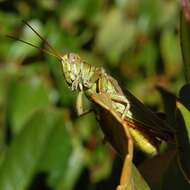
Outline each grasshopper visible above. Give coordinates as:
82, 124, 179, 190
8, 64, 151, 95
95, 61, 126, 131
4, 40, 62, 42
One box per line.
7, 20, 175, 189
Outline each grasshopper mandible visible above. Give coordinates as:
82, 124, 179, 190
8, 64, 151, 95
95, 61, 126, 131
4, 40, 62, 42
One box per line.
7, 20, 175, 189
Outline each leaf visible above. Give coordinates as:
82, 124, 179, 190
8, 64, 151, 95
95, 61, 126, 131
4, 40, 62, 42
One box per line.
39, 114, 72, 181
39, 111, 84, 190
111, 161, 151, 190
132, 164, 150, 190
96, 9, 136, 65
8, 77, 52, 133
180, 11, 190, 83
160, 29, 181, 75
156, 86, 177, 127
0, 109, 62, 190
7, 20, 44, 61
162, 154, 190, 190
56, 146, 85, 190
139, 149, 176, 190
88, 145, 112, 183
176, 101, 190, 183
179, 84, 190, 110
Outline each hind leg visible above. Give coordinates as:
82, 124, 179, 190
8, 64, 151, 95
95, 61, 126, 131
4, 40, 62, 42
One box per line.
116, 124, 134, 190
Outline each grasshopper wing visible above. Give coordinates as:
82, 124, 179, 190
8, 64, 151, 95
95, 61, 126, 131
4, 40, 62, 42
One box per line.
107, 76, 174, 143
122, 88, 175, 143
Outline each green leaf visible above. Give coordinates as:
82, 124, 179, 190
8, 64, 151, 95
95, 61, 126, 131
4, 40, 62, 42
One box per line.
8, 77, 52, 133
39, 111, 82, 190
7, 20, 43, 61
56, 146, 85, 190
160, 29, 181, 74
87, 145, 112, 183
180, 12, 190, 83
0, 109, 62, 190
96, 9, 136, 65
39, 117, 72, 178
120, 163, 150, 190
132, 164, 150, 190
176, 101, 190, 183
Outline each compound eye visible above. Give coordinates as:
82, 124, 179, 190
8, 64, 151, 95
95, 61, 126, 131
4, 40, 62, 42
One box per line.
68, 53, 79, 62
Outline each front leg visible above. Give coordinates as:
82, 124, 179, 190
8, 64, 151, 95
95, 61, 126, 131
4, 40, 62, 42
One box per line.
76, 91, 93, 116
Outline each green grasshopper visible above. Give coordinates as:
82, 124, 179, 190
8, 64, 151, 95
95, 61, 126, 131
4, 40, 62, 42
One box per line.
7, 20, 175, 189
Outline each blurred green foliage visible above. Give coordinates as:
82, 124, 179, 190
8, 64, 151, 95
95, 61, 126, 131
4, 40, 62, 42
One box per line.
0, 0, 189, 190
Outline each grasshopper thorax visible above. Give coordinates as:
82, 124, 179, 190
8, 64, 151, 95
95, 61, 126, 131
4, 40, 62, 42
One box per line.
61, 53, 103, 92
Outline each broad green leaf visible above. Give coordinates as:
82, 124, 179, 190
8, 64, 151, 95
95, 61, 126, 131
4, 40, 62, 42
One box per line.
8, 77, 51, 133
39, 114, 72, 177
56, 145, 85, 190
176, 101, 190, 183
39, 111, 83, 190
180, 12, 190, 83
0, 110, 62, 190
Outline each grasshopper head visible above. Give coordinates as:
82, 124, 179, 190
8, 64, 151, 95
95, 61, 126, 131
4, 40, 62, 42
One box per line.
61, 53, 103, 91
61, 53, 84, 91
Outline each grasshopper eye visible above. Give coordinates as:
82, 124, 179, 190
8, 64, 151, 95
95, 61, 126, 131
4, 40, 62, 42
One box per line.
68, 53, 79, 62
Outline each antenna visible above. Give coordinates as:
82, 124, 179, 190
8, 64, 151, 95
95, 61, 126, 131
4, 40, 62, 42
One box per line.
6, 34, 61, 60
22, 20, 62, 59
